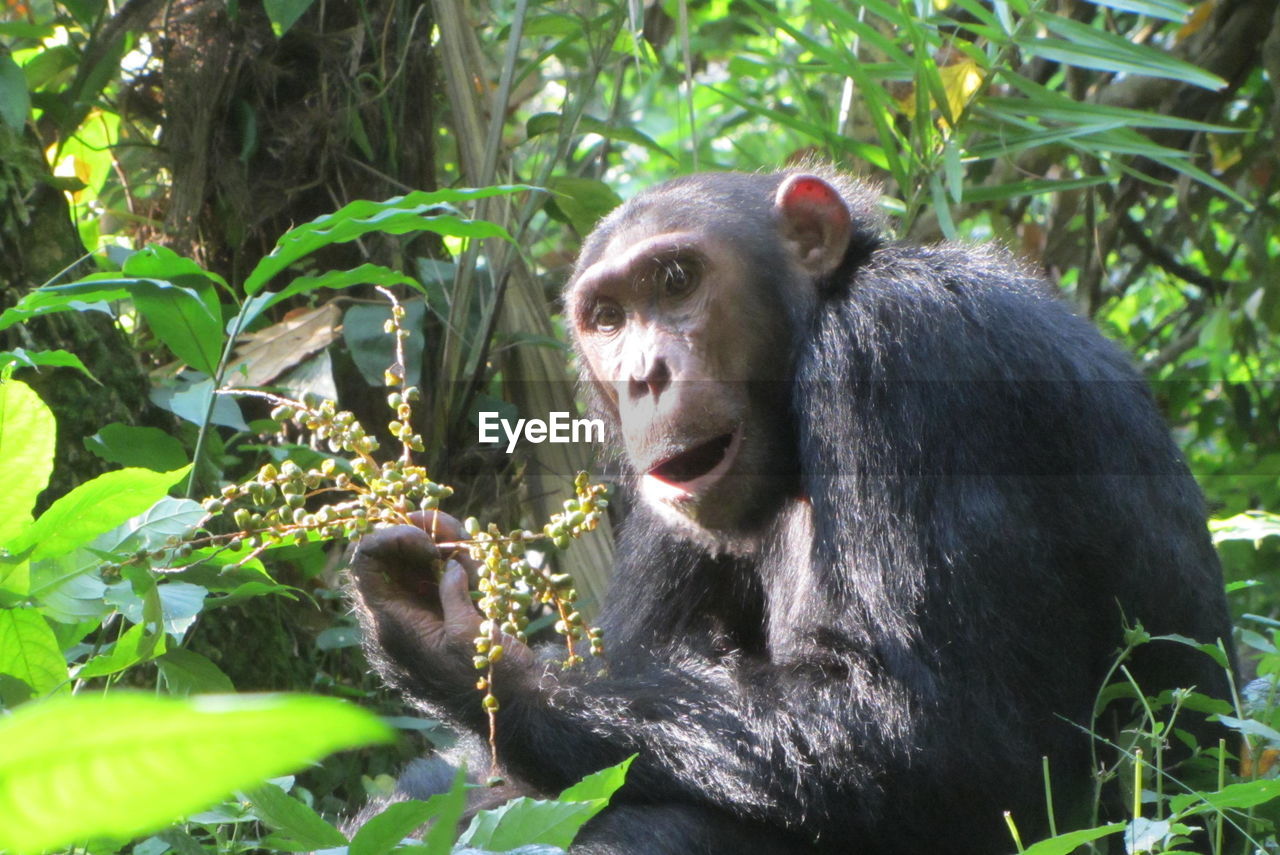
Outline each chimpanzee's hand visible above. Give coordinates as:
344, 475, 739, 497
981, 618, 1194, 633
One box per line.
348, 512, 534, 693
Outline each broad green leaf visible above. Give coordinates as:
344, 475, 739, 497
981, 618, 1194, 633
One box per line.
0, 278, 132, 331
0, 348, 95, 380
263, 262, 420, 311
130, 280, 224, 375
1168, 778, 1280, 816
104, 580, 208, 640
247, 781, 347, 849
123, 245, 229, 292
156, 648, 235, 695
0, 692, 393, 853
0, 608, 68, 697
244, 187, 529, 295
1148, 632, 1230, 668
1019, 823, 1125, 855
84, 423, 189, 472
557, 756, 633, 802
116, 496, 206, 551
59, 109, 120, 200
343, 301, 426, 388
0, 555, 29, 598
0, 21, 54, 38
348, 798, 438, 855
264, 0, 317, 36
150, 377, 248, 431
546, 177, 623, 236
0, 51, 31, 130
1216, 714, 1280, 744
76, 621, 165, 679
11, 466, 191, 561
0, 380, 55, 547
421, 766, 468, 855
460, 797, 603, 851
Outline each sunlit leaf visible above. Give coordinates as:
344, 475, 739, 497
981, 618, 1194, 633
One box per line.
0, 348, 94, 380
0, 380, 55, 547
0, 693, 392, 853
9, 466, 191, 562
0, 608, 68, 697
244, 187, 530, 296
0, 52, 31, 130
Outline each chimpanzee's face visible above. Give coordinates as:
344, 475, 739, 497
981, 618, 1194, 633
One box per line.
565, 224, 797, 539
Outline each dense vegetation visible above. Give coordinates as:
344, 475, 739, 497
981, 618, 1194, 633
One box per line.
0, 0, 1277, 852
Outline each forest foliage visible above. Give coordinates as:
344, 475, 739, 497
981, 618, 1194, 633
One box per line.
0, 0, 1278, 852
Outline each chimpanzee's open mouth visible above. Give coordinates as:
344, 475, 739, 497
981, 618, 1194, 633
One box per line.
644, 427, 743, 501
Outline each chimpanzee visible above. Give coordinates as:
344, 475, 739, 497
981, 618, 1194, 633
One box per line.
349, 168, 1235, 854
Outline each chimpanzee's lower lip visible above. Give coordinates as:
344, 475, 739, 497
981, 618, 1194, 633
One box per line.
643, 427, 743, 501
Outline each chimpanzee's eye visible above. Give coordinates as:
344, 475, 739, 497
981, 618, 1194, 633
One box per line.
590, 301, 625, 334
659, 261, 698, 299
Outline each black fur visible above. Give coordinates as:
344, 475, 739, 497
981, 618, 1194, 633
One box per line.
352, 171, 1234, 854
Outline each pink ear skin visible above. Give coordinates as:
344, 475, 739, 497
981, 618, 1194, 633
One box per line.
774, 174, 854, 279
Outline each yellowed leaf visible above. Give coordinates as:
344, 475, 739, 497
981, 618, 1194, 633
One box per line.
892, 57, 984, 128
1176, 0, 1215, 42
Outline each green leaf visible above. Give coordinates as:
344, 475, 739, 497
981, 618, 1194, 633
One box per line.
263, 0, 317, 37
1025, 15, 1224, 91
1081, 0, 1192, 23
1168, 778, 1280, 816
84, 423, 189, 472
460, 797, 602, 851
244, 187, 529, 296
1148, 632, 1231, 669
421, 766, 468, 855
545, 177, 623, 236
0, 693, 393, 853
76, 621, 165, 679
526, 113, 675, 160
156, 648, 235, 695
1018, 823, 1125, 855
0, 278, 131, 331
264, 263, 421, 311
10, 466, 191, 562
0, 608, 69, 697
962, 175, 1110, 203
348, 798, 439, 855
942, 138, 963, 205
246, 781, 347, 849
558, 756, 633, 802
130, 280, 224, 375
343, 301, 426, 388
123, 245, 229, 292
0, 51, 31, 130
990, 77, 1232, 133
0, 380, 55, 547
0, 348, 95, 381
1215, 714, 1280, 744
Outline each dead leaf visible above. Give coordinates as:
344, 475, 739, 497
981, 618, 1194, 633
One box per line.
229, 303, 342, 387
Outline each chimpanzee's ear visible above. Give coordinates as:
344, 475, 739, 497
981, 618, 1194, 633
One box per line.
774, 174, 853, 280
